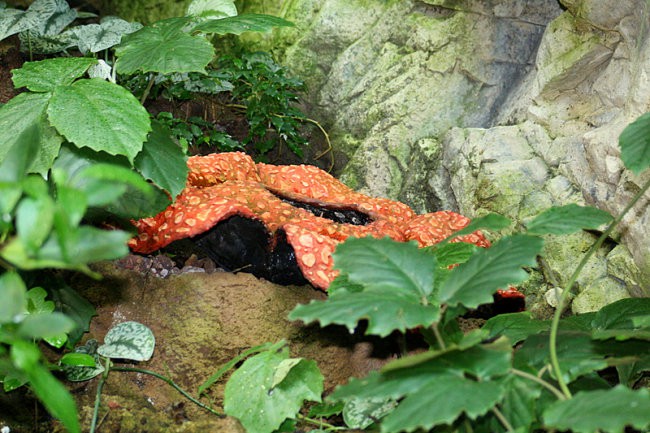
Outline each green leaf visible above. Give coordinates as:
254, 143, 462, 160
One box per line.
590, 297, 650, 331
187, 0, 237, 18
72, 163, 153, 206
26, 287, 55, 314
115, 17, 215, 75
192, 13, 294, 35
224, 346, 323, 433
526, 204, 613, 235
439, 213, 511, 245
15, 194, 55, 253
60, 353, 96, 367
483, 312, 550, 344
0, 92, 63, 175
17, 312, 75, 339
289, 290, 440, 337
0, 125, 39, 216
429, 242, 478, 268
0, 271, 27, 324
69, 16, 142, 54
134, 120, 188, 199
619, 111, 650, 174
10, 339, 41, 370
22, 0, 75, 36
271, 358, 303, 389
11, 57, 98, 92
24, 362, 81, 433
308, 401, 344, 418
198, 341, 282, 396
62, 340, 105, 382
439, 234, 543, 308
343, 396, 396, 429
380, 374, 505, 433
48, 79, 150, 163
0, 0, 59, 40
335, 237, 437, 298
497, 375, 542, 433
544, 386, 650, 433
97, 321, 155, 361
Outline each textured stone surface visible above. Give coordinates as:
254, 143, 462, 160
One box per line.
240, 0, 650, 311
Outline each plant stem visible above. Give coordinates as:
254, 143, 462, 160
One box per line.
140, 74, 155, 105
510, 368, 566, 400
111, 366, 224, 417
298, 415, 346, 431
89, 358, 111, 433
548, 176, 650, 399
491, 406, 514, 433
431, 324, 447, 350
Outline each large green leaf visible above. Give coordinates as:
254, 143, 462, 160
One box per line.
134, 120, 188, 199
22, 0, 75, 36
97, 321, 155, 361
380, 374, 505, 433
0, 271, 28, 324
289, 237, 442, 336
590, 297, 650, 331
497, 374, 542, 433
334, 237, 437, 298
289, 289, 440, 337
0, 92, 63, 175
439, 234, 543, 308
544, 386, 650, 433
12, 57, 98, 92
192, 13, 294, 35
526, 204, 612, 235
17, 312, 75, 339
343, 397, 396, 429
15, 194, 55, 253
69, 16, 143, 54
224, 346, 323, 433
619, 112, 650, 174
115, 17, 215, 75
48, 79, 150, 163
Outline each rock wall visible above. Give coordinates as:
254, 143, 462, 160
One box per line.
240, 0, 650, 311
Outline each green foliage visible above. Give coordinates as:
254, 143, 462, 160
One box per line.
155, 111, 243, 153
217, 51, 308, 156
96, 321, 155, 361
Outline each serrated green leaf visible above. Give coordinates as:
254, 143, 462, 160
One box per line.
289, 290, 440, 337
17, 312, 75, 339
335, 237, 437, 298
69, 16, 142, 54
24, 362, 81, 433
429, 241, 478, 268
0, 271, 28, 324
497, 374, 542, 433
224, 347, 323, 433
187, 0, 237, 19
192, 13, 294, 35
12, 57, 97, 92
0, 92, 63, 175
440, 234, 542, 308
526, 204, 613, 235
343, 396, 396, 429
591, 297, 650, 331
134, 120, 188, 199
544, 386, 650, 433
483, 312, 550, 344
98, 321, 155, 361
619, 112, 650, 174
380, 374, 505, 433
115, 17, 215, 75
48, 79, 150, 163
